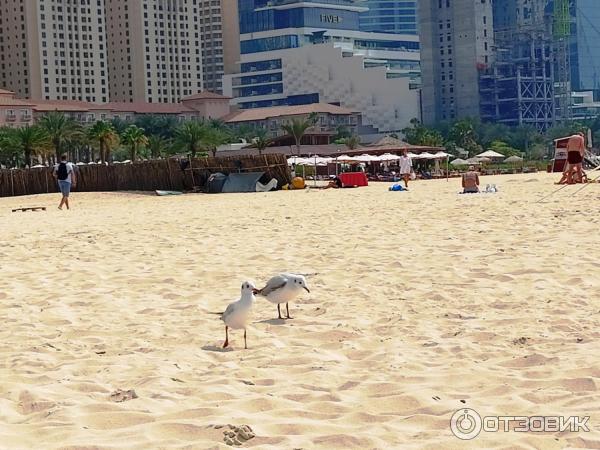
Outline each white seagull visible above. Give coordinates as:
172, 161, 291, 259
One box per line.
221, 281, 258, 349
256, 273, 310, 319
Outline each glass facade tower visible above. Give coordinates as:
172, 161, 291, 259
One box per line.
571, 0, 600, 94
359, 1, 418, 35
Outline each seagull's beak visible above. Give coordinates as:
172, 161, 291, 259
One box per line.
303, 286, 310, 293
252, 288, 259, 295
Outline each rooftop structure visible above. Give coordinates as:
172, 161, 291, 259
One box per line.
0, 89, 231, 126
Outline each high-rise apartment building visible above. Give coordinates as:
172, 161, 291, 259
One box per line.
199, 0, 240, 94
419, 0, 494, 124
570, 0, 600, 95
104, 0, 203, 103
359, 0, 418, 35
225, 0, 421, 133
0, 0, 109, 102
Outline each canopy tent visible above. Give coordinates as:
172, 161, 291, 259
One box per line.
207, 172, 277, 193
450, 158, 468, 165
504, 155, 524, 163
477, 150, 505, 159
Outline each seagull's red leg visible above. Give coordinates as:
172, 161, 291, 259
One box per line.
244, 328, 247, 349
286, 302, 293, 319
223, 326, 229, 348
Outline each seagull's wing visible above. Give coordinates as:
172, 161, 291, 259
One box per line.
258, 275, 288, 296
221, 302, 237, 322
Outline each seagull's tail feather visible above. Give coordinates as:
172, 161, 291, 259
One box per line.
208, 311, 224, 315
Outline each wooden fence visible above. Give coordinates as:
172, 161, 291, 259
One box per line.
0, 154, 292, 197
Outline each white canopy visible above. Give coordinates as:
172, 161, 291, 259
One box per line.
477, 150, 505, 159
354, 154, 380, 162
378, 153, 401, 161
335, 154, 361, 162
450, 158, 468, 165
434, 151, 451, 158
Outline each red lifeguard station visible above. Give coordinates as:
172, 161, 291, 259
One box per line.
550, 136, 570, 172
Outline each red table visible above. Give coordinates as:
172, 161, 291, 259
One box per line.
339, 172, 368, 187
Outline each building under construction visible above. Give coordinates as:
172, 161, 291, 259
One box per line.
479, 0, 557, 131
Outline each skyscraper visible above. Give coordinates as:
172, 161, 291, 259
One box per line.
419, 0, 494, 124
198, 0, 240, 94
104, 0, 203, 103
0, 0, 109, 102
359, 0, 418, 35
570, 0, 600, 94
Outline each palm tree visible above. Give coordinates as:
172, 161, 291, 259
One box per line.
281, 113, 317, 155
11, 125, 49, 167
39, 112, 81, 161
0, 127, 19, 167
202, 125, 232, 157
251, 132, 272, 156
147, 135, 170, 158
121, 125, 148, 162
173, 121, 206, 157
449, 119, 479, 155
89, 120, 119, 163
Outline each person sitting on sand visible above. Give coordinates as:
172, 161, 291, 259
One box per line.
462, 166, 480, 193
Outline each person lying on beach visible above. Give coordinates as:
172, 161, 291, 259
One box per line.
462, 166, 479, 193
324, 176, 343, 189
556, 166, 587, 184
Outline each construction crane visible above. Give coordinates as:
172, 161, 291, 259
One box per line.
553, 0, 571, 123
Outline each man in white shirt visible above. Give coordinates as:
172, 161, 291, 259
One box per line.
53, 154, 77, 210
398, 149, 413, 188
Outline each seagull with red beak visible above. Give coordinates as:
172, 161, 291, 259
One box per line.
256, 273, 310, 319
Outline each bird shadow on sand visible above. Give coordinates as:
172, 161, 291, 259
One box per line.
255, 318, 287, 325
201, 345, 234, 353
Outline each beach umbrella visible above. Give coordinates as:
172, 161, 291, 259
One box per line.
418, 152, 437, 159
335, 154, 360, 162
407, 152, 419, 158
504, 155, 523, 163
477, 150, 505, 159
354, 154, 379, 162
450, 158, 467, 165
465, 158, 483, 165
434, 151, 450, 159
378, 153, 401, 161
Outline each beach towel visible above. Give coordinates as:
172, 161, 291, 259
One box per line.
389, 184, 407, 191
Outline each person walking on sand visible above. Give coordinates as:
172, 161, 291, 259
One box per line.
53, 154, 77, 210
462, 165, 480, 193
398, 149, 413, 188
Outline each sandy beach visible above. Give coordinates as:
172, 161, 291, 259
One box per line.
1, 173, 600, 449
